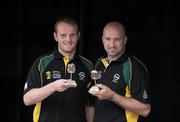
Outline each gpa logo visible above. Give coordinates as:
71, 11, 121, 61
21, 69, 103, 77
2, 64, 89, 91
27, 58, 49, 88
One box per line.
79, 72, 85, 81
52, 71, 61, 79
46, 71, 61, 79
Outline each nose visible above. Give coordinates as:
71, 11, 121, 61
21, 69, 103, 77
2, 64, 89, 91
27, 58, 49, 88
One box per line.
66, 35, 71, 42
109, 40, 115, 47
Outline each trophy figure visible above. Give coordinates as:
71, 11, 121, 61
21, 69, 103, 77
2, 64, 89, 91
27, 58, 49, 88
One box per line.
89, 70, 100, 93
67, 63, 77, 86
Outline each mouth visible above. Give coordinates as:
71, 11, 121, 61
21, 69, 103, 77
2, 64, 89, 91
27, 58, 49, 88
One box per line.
64, 42, 72, 46
108, 48, 116, 51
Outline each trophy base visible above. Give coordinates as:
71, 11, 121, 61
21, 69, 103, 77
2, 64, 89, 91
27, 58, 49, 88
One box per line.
89, 86, 100, 94
67, 79, 77, 86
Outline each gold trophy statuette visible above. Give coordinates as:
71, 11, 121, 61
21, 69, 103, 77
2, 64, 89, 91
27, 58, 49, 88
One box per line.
67, 63, 77, 86
89, 70, 100, 93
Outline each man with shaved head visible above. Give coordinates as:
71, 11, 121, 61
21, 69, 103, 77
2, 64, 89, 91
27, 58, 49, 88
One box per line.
89, 21, 151, 122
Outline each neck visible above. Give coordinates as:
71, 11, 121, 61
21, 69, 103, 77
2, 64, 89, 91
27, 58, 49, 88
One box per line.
107, 49, 125, 63
58, 49, 76, 60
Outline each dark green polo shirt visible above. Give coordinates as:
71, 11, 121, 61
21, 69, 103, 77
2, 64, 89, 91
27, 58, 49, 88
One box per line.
24, 48, 94, 122
94, 52, 151, 122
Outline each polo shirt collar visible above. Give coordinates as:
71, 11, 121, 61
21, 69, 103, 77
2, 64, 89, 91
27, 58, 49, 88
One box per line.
116, 51, 129, 63
103, 51, 129, 64
54, 48, 80, 60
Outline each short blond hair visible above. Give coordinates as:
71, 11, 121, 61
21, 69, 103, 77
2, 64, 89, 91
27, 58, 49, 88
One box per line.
54, 17, 79, 32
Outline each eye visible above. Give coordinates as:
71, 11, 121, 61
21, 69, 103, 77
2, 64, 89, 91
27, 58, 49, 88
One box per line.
114, 38, 123, 42
60, 34, 66, 38
104, 37, 111, 41
70, 33, 76, 38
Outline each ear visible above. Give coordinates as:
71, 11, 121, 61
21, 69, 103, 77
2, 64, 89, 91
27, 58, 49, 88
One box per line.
54, 32, 58, 42
102, 35, 104, 43
78, 32, 80, 40
124, 36, 128, 45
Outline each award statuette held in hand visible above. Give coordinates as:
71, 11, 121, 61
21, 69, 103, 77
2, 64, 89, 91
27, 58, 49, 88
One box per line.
67, 63, 77, 86
89, 70, 100, 93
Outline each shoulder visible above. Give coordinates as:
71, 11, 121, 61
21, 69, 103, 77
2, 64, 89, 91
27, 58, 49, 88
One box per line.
38, 51, 55, 63
79, 55, 93, 71
33, 51, 55, 69
34, 51, 54, 63
94, 57, 104, 68
130, 56, 149, 74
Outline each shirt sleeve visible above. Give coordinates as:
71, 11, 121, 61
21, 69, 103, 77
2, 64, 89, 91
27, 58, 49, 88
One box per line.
23, 59, 41, 95
130, 60, 151, 104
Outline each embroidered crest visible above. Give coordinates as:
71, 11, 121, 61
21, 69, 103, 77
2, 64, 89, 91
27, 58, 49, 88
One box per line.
112, 73, 120, 83
52, 71, 61, 79
46, 71, 51, 79
79, 72, 85, 81
98, 71, 102, 79
143, 90, 148, 99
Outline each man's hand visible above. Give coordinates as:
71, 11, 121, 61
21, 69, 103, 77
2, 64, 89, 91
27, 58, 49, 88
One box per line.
53, 79, 77, 92
89, 84, 115, 100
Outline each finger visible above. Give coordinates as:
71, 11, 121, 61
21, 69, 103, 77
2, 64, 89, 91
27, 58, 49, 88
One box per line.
89, 92, 100, 97
96, 95, 102, 100
96, 84, 105, 89
61, 79, 69, 83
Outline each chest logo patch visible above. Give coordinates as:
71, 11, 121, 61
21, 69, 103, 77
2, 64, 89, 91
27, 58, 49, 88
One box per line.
112, 73, 120, 83
52, 71, 61, 79
46, 71, 51, 79
98, 71, 102, 79
79, 72, 85, 81
143, 90, 148, 99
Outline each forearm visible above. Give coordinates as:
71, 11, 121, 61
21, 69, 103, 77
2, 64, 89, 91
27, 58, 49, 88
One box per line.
111, 93, 151, 117
23, 83, 55, 106
86, 106, 95, 122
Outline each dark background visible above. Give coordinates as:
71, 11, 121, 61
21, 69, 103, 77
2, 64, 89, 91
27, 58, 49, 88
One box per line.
0, 0, 179, 121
